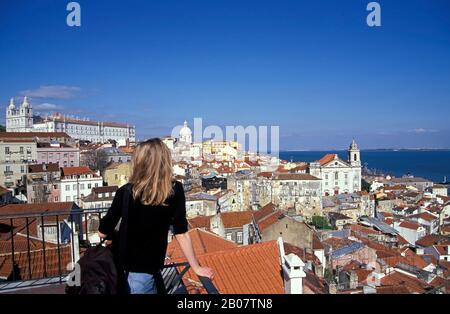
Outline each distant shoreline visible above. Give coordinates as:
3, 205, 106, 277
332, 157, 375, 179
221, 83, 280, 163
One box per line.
280, 148, 450, 152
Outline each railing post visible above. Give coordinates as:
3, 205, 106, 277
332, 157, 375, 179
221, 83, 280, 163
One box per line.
55, 215, 62, 283
41, 215, 48, 278
25, 217, 32, 280
9, 218, 16, 281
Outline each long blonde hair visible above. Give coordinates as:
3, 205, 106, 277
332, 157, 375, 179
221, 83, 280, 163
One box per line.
129, 138, 173, 205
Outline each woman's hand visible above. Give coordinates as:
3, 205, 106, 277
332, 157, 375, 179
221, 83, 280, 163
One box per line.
193, 266, 214, 279
98, 231, 112, 246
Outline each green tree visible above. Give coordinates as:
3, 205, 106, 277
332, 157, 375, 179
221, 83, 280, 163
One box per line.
311, 215, 332, 230
361, 178, 371, 192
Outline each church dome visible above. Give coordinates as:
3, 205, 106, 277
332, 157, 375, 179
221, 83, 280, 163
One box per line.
179, 121, 192, 138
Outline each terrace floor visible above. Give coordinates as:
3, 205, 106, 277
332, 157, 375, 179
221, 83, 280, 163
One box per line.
0, 284, 66, 294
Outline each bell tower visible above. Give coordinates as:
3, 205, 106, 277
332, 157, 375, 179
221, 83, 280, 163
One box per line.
348, 139, 360, 166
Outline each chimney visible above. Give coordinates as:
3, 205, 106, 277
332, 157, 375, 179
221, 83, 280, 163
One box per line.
278, 237, 306, 294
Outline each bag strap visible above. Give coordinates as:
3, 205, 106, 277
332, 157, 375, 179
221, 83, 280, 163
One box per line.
118, 183, 132, 270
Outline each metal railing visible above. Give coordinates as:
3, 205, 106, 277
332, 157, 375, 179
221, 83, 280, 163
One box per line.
0, 207, 218, 294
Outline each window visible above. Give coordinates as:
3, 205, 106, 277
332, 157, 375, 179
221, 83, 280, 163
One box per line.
226, 233, 232, 241
20, 147, 24, 154
80, 184, 85, 190
237, 232, 243, 243
5, 147, 10, 154
66, 196, 71, 201
20, 166, 25, 173
335, 172, 339, 180
88, 183, 92, 189
65, 185, 70, 191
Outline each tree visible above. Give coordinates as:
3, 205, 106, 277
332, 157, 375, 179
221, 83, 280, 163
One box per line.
361, 178, 371, 193
311, 215, 332, 230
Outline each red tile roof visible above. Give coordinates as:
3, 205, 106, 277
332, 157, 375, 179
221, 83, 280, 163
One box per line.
399, 221, 422, 230
220, 211, 254, 229
375, 285, 410, 294
408, 212, 438, 222
92, 186, 118, 194
322, 237, 356, 250
0, 202, 76, 216
257, 172, 273, 178
166, 228, 237, 260
0, 245, 72, 280
380, 271, 432, 294
61, 166, 93, 176
253, 202, 275, 222
284, 242, 321, 265
0, 132, 71, 139
170, 241, 284, 294
28, 163, 60, 173
273, 173, 320, 181
312, 235, 324, 250
258, 211, 284, 231
317, 154, 337, 166
188, 216, 213, 230
416, 234, 450, 247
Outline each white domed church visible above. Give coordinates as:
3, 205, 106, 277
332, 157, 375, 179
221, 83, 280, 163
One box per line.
179, 120, 192, 144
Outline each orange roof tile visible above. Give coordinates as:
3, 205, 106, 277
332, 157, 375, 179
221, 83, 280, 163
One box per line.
61, 166, 93, 176
170, 241, 284, 294
399, 221, 422, 230
273, 173, 320, 181
188, 216, 213, 229
317, 154, 337, 166
258, 211, 284, 231
220, 211, 254, 229
380, 271, 432, 294
0, 202, 76, 216
253, 202, 276, 222
166, 229, 237, 260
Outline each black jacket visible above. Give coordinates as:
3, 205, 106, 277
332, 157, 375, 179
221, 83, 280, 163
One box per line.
99, 181, 188, 274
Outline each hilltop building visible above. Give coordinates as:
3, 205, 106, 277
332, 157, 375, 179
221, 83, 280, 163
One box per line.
5, 97, 136, 145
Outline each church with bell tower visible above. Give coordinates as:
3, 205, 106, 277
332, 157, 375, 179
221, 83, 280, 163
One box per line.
6, 96, 34, 132
308, 139, 362, 196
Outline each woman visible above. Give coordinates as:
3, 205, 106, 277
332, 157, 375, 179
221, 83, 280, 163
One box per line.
98, 138, 214, 294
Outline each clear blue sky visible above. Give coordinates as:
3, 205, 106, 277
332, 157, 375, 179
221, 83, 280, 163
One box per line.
1, 0, 449, 150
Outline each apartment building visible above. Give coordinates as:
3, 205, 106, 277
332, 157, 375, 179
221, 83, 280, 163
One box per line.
37, 141, 80, 167
0, 139, 37, 188
60, 166, 103, 203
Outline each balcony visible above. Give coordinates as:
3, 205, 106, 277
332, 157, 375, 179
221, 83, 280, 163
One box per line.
0, 208, 218, 294
4, 171, 13, 176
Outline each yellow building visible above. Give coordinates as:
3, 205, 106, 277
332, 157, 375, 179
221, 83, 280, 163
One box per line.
202, 140, 239, 156
103, 162, 132, 187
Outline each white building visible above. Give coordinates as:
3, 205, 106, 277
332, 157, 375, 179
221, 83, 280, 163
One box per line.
309, 140, 362, 196
60, 166, 103, 204
6, 97, 33, 132
393, 221, 426, 245
6, 97, 136, 145
179, 120, 192, 144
